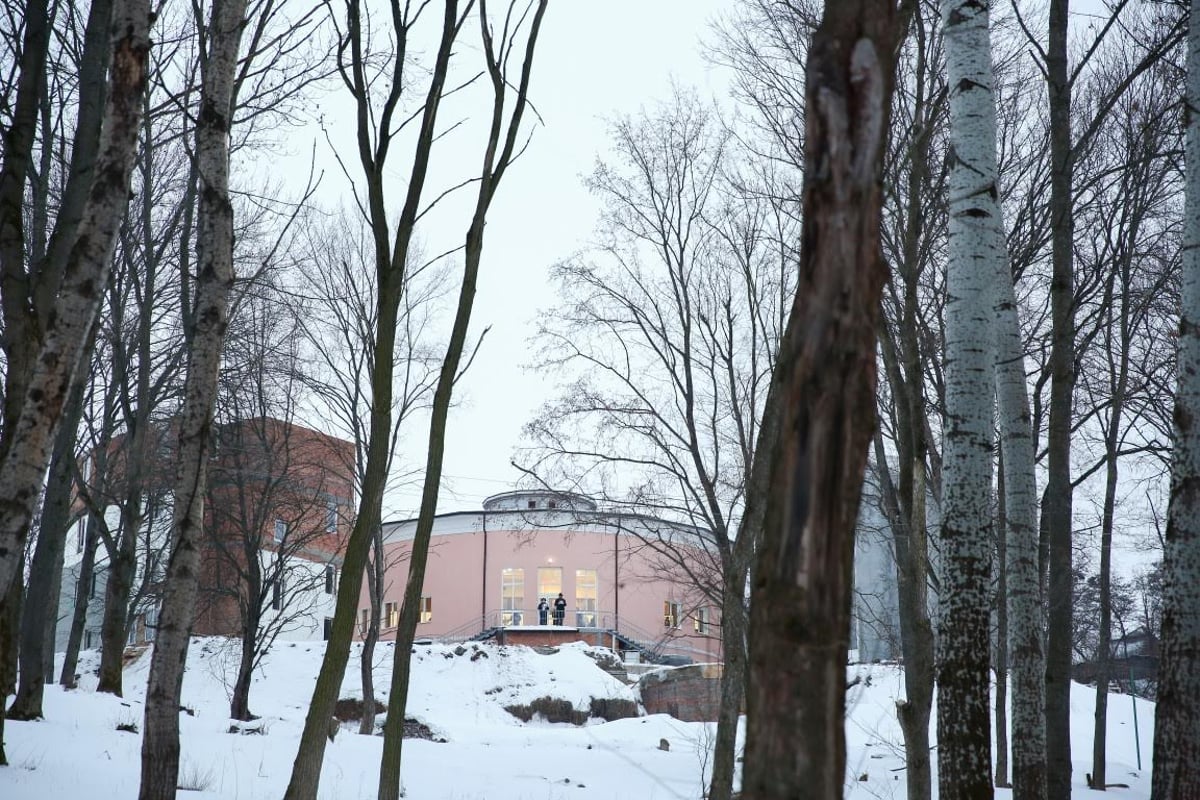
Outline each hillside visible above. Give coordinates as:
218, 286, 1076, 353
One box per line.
1, 638, 1156, 799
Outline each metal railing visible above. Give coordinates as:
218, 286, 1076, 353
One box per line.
414, 608, 717, 665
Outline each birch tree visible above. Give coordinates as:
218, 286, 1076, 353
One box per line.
1150, 1, 1200, 794
138, 0, 248, 795
936, 2, 996, 798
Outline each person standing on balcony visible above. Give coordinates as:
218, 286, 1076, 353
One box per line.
553, 593, 567, 626
537, 597, 549, 625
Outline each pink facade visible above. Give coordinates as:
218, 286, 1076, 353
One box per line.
356, 491, 722, 663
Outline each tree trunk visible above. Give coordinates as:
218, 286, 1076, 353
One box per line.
376, 10, 548, 798
230, 612, 258, 722
61, 516, 100, 687
137, 0, 243, 795
359, 523, 384, 736
8, 337, 92, 718
991, 111, 1048, 800
0, 575, 21, 696
740, 4, 897, 797
283, 5, 464, 798
995, 457, 1010, 789
937, 2, 998, 798
708, 559, 748, 800
96, 544, 135, 695
1044, 3, 1076, 796
1150, 3, 1200, 795
0, 0, 144, 599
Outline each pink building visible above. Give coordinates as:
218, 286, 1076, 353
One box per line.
359, 490, 722, 664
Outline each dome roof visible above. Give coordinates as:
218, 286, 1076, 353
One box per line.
481, 490, 597, 512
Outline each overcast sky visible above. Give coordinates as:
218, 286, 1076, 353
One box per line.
289, 1, 729, 517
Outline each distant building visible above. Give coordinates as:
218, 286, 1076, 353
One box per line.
359, 490, 723, 664
56, 418, 355, 651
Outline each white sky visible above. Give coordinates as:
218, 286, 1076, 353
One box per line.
285, 1, 730, 518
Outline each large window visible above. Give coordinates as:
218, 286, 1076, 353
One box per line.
693, 606, 709, 635
385, 601, 399, 628
501, 568, 524, 625
419, 596, 433, 624
537, 566, 561, 601
575, 569, 597, 627
664, 600, 682, 628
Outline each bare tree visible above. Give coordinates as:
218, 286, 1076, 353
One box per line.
376, 4, 549, 798
521, 89, 791, 800
138, 0, 248, 794
740, 2, 898, 797
297, 212, 442, 735
283, 2, 474, 796
0, 0, 151, 766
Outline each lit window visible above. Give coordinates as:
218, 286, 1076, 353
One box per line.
274, 519, 286, 543
664, 600, 682, 628
501, 568, 524, 625
385, 601, 399, 628
576, 569, 597, 627
693, 607, 709, 635
419, 596, 432, 624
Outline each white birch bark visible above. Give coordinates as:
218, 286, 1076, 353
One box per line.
938, 1, 996, 797
137, 1, 247, 797
0, 0, 151, 597
993, 219, 1047, 800
983, 24, 1047, 800
1150, 1, 1200, 795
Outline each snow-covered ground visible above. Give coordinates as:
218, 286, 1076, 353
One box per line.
1, 638, 1156, 799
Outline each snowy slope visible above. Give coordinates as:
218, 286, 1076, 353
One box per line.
0, 639, 1157, 799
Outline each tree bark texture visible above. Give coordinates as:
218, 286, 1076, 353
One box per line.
1150, 2, 1200, 796
8, 347, 92, 718
995, 458, 1009, 789
1044, 3, 1076, 796
938, 2, 997, 799
137, 0, 245, 796
989, 55, 1048, 800
0, 0, 149, 600
740, 4, 897, 798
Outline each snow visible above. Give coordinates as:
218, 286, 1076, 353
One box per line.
1, 639, 1158, 799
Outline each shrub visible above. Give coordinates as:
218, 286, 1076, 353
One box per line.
504, 696, 587, 725
589, 697, 638, 721
333, 697, 388, 723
